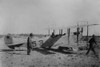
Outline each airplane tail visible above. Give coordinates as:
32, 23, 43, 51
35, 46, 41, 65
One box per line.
4, 35, 24, 49
4, 35, 13, 44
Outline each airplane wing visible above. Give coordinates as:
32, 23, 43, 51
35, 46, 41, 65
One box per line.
46, 24, 99, 30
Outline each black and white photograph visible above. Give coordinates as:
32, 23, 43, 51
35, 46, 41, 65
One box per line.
0, 0, 100, 67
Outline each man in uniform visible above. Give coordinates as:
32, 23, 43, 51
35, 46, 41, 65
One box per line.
27, 33, 33, 55
86, 34, 97, 55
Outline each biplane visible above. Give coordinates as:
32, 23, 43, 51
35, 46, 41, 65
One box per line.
4, 33, 65, 50
46, 23, 99, 45
3, 23, 99, 52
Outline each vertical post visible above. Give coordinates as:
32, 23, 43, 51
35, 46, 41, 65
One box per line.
77, 23, 79, 46
53, 29, 55, 34
87, 22, 89, 46
80, 27, 83, 39
81, 27, 83, 34
59, 29, 60, 35
61, 29, 63, 35
48, 29, 50, 36
67, 28, 70, 45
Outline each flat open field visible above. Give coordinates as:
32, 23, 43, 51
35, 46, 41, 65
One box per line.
0, 36, 100, 67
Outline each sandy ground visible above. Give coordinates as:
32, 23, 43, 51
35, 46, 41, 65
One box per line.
0, 49, 100, 67
0, 37, 100, 67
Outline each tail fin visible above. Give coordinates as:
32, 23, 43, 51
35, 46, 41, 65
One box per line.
4, 34, 13, 45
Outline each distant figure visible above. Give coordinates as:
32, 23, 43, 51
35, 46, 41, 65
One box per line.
86, 34, 97, 55
51, 32, 55, 38
27, 33, 33, 55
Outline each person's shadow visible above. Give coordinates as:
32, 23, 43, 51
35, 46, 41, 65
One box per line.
0, 49, 27, 55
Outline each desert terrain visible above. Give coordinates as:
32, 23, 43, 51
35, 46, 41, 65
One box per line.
0, 35, 100, 67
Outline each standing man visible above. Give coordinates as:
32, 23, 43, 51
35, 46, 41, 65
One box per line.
86, 34, 97, 55
27, 33, 33, 55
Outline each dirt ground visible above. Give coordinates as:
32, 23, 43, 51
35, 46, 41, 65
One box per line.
0, 49, 100, 67
0, 37, 100, 67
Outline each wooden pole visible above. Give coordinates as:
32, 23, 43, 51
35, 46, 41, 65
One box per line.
61, 29, 63, 35
87, 22, 89, 46
53, 29, 55, 34
77, 23, 79, 46
48, 29, 50, 36
67, 28, 70, 45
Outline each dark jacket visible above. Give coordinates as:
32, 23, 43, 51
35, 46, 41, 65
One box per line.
89, 37, 96, 47
27, 37, 32, 49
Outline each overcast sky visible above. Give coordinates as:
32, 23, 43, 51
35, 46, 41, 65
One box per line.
0, 0, 100, 35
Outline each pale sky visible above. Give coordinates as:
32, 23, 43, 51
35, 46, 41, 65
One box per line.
0, 0, 100, 35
